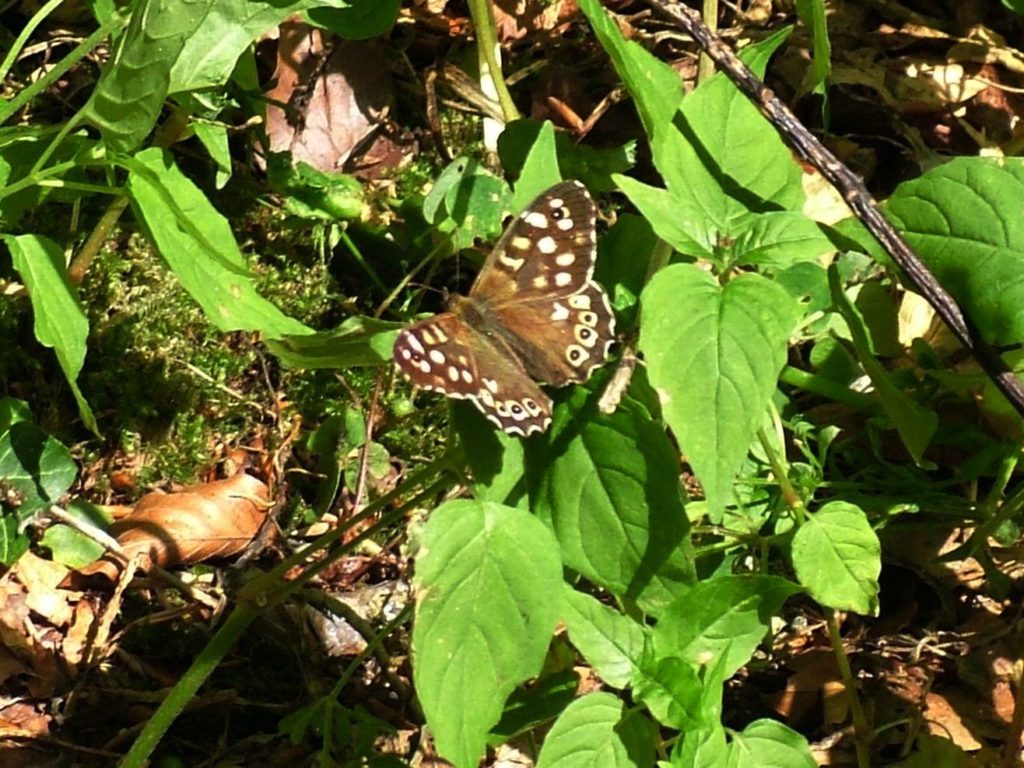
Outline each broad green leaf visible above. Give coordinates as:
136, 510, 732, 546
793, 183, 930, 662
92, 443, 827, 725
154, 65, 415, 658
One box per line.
791, 501, 881, 615
613, 176, 710, 257
489, 669, 579, 744
266, 316, 400, 368
81, 0, 207, 151
511, 120, 561, 212
726, 719, 815, 768
653, 575, 801, 678
451, 403, 527, 507
528, 382, 695, 616
0, 398, 32, 433
412, 500, 562, 768
307, 0, 402, 40
731, 211, 834, 269
5, 234, 98, 434
423, 158, 511, 251
632, 655, 702, 731
169, 0, 356, 92
596, 213, 659, 326
1005, 0, 1024, 14
125, 148, 311, 339
884, 157, 1024, 346
40, 500, 111, 568
266, 152, 364, 220
0, 422, 77, 517
0, 513, 28, 565
562, 586, 647, 689
536, 692, 655, 768
828, 265, 937, 466
639, 265, 798, 516
672, 726, 729, 768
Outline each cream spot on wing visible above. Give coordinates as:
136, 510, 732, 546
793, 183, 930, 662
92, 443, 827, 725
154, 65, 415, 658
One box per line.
418, 360, 432, 373
555, 272, 572, 287
499, 253, 526, 269
549, 197, 564, 209
555, 252, 575, 266
495, 401, 510, 417
537, 236, 557, 254
511, 236, 532, 250
461, 369, 474, 384
458, 354, 468, 365
551, 302, 570, 322
448, 366, 460, 381
524, 211, 548, 228
406, 334, 425, 354
400, 348, 412, 360
483, 377, 499, 394
556, 217, 575, 231
568, 293, 591, 310
533, 275, 548, 289
433, 327, 449, 342
429, 349, 446, 364
480, 390, 495, 406
420, 328, 436, 345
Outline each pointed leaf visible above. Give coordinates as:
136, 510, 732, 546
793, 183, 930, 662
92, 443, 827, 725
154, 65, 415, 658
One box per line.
536, 692, 655, 768
413, 500, 562, 768
726, 719, 815, 768
791, 501, 881, 615
639, 265, 798, 515
562, 586, 647, 689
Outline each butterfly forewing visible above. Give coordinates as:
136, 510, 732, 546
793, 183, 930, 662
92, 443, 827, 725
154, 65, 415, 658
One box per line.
393, 314, 553, 436
393, 180, 614, 437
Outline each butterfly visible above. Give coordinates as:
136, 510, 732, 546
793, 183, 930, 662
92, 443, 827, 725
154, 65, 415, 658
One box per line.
392, 180, 616, 437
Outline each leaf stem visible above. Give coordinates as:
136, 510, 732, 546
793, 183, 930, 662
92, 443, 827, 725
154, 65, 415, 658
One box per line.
467, 0, 521, 123
825, 609, 872, 768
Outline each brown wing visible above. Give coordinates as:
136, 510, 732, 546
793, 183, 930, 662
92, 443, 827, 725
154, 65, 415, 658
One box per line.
470, 180, 597, 306
392, 313, 552, 436
488, 281, 616, 387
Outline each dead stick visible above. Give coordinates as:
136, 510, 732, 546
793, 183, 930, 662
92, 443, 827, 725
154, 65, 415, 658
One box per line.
643, 0, 1024, 418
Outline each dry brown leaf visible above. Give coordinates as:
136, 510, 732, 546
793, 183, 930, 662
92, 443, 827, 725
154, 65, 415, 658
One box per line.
924, 691, 984, 751
491, 0, 579, 41
265, 21, 393, 172
15, 553, 74, 628
79, 474, 270, 581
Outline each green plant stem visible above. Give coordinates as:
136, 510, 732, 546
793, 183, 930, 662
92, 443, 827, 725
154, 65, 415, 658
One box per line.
0, 10, 128, 127
120, 459, 454, 767
756, 425, 805, 523
825, 609, 872, 768
697, 0, 718, 83
340, 228, 389, 297
69, 196, 130, 284
0, 0, 65, 85
778, 365, 877, 412
466, 0, 521, 123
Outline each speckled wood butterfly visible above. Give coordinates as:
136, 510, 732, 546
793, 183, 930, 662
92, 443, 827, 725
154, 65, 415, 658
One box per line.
393, 181, 615, 437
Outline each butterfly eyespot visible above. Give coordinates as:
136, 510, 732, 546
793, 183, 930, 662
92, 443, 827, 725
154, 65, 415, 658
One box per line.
522, 398, 542, 416
566, 345, 590, 365
510, 403, 525, 418
576, 326, 597, 347
579, 311, 598, 327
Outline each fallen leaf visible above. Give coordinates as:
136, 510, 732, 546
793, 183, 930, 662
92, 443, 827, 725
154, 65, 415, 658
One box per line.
78, 474, 271, 581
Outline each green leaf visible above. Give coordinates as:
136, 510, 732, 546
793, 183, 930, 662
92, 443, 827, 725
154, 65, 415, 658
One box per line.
652, 575, 801, 678
266, 316, 399, 368
266, 152, 364, 221
40, 500, 111, 568
639, 265, 798, 515
192, 121, 232, 189
307, 0, 402, 40
672, 726, 729, 768
612, 176, 711, 257
451, 403, 528, 507
632, 655, 703, 730
81, 0, 207, 151
0, 422, 77, 517
423, 158, 511, 251
884, 157, 1024, 346
562, 587, 647, 689
527, 383, 695, 616
726, 719, 816, 768
511, 121, 561, 212
0, 398, 32, 433
168, 0, 357, 92
791, 501, 881, 615
0, 512, 28, 564
412, 500, 562, 768
125, 147, 311, 339
536, 692, 656, 768
731, 211, 834, 269
5, 234, 98, 434
489, 669, 579, 744
794, 0, 832, 97
828, 264, 937, 466
596, 214, 658, 326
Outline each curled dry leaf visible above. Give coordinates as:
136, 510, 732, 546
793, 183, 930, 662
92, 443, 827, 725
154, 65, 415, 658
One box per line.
79, 474, 271, 582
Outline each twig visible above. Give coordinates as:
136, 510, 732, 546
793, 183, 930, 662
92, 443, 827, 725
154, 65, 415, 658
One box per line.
643, 0, 1024, 419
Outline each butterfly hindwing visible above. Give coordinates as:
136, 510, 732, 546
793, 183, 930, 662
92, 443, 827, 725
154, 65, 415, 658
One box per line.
393, 313, 552, 436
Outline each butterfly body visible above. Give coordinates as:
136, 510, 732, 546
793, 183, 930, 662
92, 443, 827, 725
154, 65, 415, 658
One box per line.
393, 181, 615, 437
